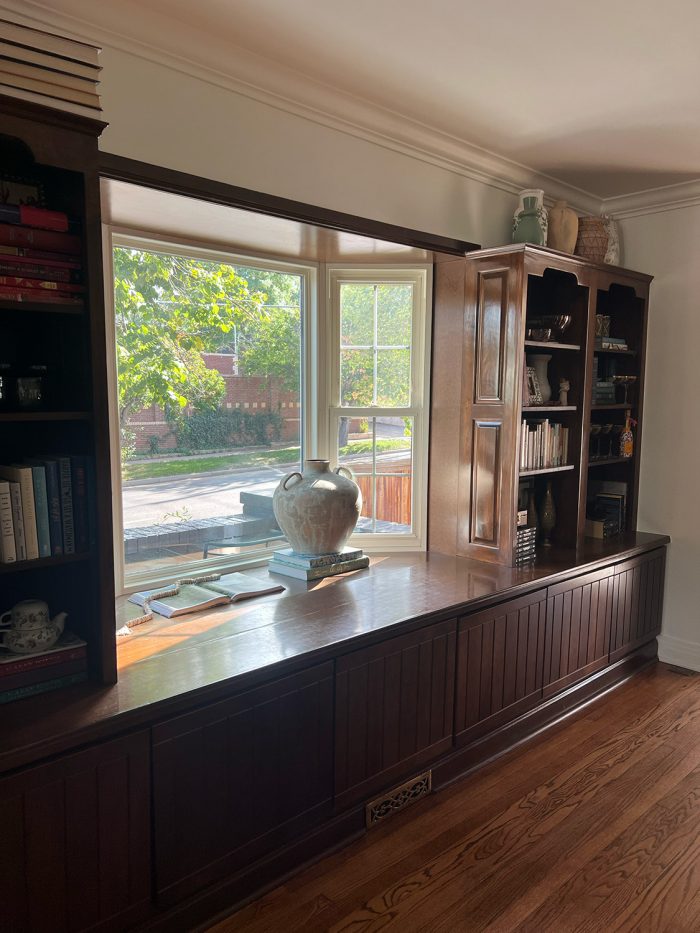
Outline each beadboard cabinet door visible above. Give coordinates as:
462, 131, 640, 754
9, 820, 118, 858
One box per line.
0, 730, 151, 933
610, 547, 666, 662
152, 662, 334, 906
455, 589, 547, 746
334, 619, 456, 809
543, 566, 615, 698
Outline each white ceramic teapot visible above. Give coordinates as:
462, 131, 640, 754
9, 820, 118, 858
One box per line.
0, 599, 68, 654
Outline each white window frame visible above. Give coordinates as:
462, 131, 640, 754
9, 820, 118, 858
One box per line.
103, 227, 318, 595
325, 265, 432, 551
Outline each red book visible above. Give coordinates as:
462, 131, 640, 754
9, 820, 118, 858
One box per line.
0, 645, 87, 679
0, 284, 82, 305
0, 245, 81, 264
0, 276, 84, 293
0, 657, 87, 692
19, 205, 69, 232
0, 222, 81, 255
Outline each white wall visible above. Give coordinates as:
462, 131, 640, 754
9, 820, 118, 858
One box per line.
97, 47, 516, 248
620, 206, 700, 670
97, 45, 693, 662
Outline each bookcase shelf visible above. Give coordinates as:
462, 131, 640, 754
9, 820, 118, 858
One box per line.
524, 339, 580, 351
0, 96, 116, 690
522, 405, 577, 413
594, 347, 637, 356
520, 464, 576, 478
0, 411, 91, 423
591, 403, 631, 411
0, 552, 90, 574
588, 456, 634, 468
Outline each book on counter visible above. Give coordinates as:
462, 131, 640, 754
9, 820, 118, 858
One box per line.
269, 553, 370, 581
129, 572, 285, 618
271, 546, 364, 569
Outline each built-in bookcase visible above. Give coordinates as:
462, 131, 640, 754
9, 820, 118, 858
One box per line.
0, 95, 116, 685
429, 244, 651, 567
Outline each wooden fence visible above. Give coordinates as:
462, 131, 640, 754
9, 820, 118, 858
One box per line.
354, 467, 412, 528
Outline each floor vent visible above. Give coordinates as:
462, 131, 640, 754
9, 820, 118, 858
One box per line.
365, 771, 432, 828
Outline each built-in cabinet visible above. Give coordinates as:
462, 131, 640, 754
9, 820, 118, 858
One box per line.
430, 245, 652, 567
152, 662, 334, 905
0, 731, 151, 932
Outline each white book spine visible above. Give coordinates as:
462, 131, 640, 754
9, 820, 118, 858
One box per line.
0, 481, 16, 563
9, 481, 25, 560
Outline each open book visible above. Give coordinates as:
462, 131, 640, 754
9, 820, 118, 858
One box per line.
129, 572, 285, 619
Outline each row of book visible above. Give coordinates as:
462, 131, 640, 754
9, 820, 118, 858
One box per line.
0, 18, 101, 118
0, 202, 83, 307
0, 630, 87, 703
0, 456, 91, 563
520, 419, 570, 472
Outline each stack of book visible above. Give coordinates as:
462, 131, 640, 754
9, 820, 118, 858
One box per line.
0, 202, 83, 307
592, 355, 616, 404
520, 419, 569, 472
269, 546, 369, 581
0, 18, 101, 117
515, 525, 537, 565
595, 336, 629, 351
0, 456, 91, 563
0, 630, 87, 703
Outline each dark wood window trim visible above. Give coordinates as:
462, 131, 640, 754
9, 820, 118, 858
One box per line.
98, 152, 479, 257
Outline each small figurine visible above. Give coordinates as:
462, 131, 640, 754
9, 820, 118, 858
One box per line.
559, 378, 570, 406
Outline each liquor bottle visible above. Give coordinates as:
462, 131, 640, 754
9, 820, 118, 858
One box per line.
620, 410, 635, 458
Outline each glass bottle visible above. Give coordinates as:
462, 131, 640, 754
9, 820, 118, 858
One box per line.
619, 410, 634, 459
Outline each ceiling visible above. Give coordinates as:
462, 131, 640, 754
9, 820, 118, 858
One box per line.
9, 0, 700, 199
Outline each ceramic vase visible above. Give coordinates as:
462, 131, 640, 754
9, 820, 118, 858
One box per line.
527, 353, 552, 403
539, 481, 556, 547
513, 189, 548, 246
603, 215, 621, 265
575, 216, 608, 262
273, 459, 362, 556
547, 200, 578, 253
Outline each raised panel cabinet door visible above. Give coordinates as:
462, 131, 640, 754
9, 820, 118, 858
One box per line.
152, 662, 334, 906
455, 589, 547, 746
334, 619, 456, 809
610, 547, 667, 662
0, 731, 151, 933
543, 566, 615, 698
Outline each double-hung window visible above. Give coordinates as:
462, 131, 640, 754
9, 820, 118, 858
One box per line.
327, 267, 431, 550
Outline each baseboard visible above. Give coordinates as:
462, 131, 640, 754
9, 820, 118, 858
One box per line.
658, 633, 700, 673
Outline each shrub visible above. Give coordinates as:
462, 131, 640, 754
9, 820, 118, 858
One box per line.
174, 408, 284, 451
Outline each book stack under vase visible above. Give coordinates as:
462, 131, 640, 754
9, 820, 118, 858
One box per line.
0, 18, 101, 118
0, 455, 92, 563
515, 526, 537, 565
269, 546, 370, 581
0, 630, 87, 703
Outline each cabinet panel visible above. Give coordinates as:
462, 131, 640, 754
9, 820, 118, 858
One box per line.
543, 567, 614, 698
475, 268, 509, 402
335, 620, 456, 808
610, 548, 666, 661
471, 420, 502, 545
0, 731, 150, 933
455, 589, 546, 745
152, 662, 333, 905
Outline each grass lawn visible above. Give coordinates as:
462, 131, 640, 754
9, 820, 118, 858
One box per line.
123, 437, 411, 481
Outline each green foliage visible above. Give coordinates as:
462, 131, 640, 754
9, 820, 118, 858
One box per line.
339, 283, 412, 407
174, 408, 284, 451
113, 248, 302, 429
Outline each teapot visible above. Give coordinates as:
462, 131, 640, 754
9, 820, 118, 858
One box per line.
0, 599, 68, 654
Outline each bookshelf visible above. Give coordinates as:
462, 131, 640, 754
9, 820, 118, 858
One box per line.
0, 95, 116, 687
430, 244, 651, 566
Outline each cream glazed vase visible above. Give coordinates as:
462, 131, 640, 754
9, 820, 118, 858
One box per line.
273, 459, 362, 556
547, 201, 579, 253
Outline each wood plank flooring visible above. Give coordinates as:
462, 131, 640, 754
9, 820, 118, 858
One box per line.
208, 663, 700, 933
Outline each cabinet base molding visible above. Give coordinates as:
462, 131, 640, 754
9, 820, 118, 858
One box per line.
433, 639, 658, 791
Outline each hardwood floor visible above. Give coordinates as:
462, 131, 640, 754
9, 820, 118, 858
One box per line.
208, 663, 700, 932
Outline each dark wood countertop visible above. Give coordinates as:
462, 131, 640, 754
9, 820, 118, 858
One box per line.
0, 532, 669, 773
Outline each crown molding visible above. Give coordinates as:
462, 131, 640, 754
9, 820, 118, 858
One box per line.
603, 179, 700, 220
3, 1, 699, 222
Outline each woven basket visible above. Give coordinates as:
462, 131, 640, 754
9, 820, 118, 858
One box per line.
575, 217, 609, 262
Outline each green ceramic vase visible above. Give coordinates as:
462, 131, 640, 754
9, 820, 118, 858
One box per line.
513, 196, 546, 246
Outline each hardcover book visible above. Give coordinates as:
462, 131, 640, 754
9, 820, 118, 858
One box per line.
129, 572, 285, 619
